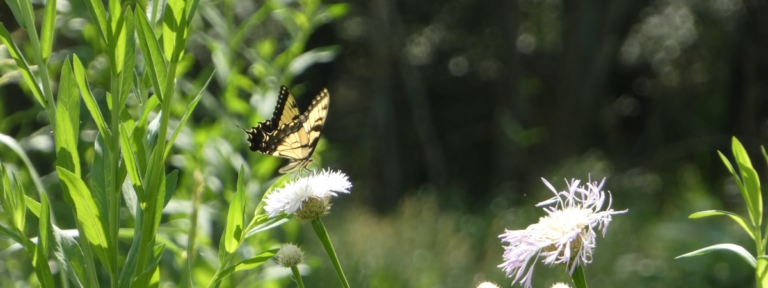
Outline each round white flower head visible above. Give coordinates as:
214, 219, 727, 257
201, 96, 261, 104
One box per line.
264, 169, 352, 220
550, 282, 571, 288
477, 282, 500, 288
498, 177, 627, 288
275, 243, 304, 268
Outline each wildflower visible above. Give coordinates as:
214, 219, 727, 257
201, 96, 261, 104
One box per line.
275, 243, 304, 268
498, 177, 627, 288
264, 169, 352, 221
550, 283, 571, 288
476, 282, 500, 288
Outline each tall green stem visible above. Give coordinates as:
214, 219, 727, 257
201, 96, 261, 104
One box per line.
291, 266, 305, 288
571, 265, 588, 288
310, 218, 349, 288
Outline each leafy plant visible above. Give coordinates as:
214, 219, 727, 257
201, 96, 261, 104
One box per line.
678, 137, 768, 287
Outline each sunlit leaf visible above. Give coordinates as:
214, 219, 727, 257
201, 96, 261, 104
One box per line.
677, 243, 756, 268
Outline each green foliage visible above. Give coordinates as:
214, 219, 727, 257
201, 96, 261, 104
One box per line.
679, 137, 768, 287
0, 0, 343, 286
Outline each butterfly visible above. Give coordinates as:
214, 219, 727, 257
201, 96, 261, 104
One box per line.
240, 86, 330, 173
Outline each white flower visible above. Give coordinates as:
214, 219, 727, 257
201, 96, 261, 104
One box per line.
476, 282, 500, 288
264, 169, 352, 218
498, 177, 627, 288
275, 243, 304, 268
550, 282, 571, 288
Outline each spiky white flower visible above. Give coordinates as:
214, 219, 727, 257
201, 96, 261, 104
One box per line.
550, 282, 571, 288
498, 177, 627, 288
477, 282, 500, 288
275, 243, 304, 268
264, 169, 352, 218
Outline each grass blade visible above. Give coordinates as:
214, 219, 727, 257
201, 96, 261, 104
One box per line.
55, 58, 81, 176
676, 243, 757, 268
163, 169, 178, 208
82, 0, 109, 43
32, 192, 55, 288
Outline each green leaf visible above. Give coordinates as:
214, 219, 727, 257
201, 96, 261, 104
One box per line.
325, 3, 348, 19
25, 195, 41, 217
0, 223, 23, 244
163, 0, 184, 61
119, 9, 137, 108
245, 214, 290, 238
135, 7, 168, 102
52, 227, 86, 288
32, 192, 55, 288
0, 23, 44, 105
55, 58, 82, 178
82, 0, 109, 43
41, 0, 57, 63
91, 133, 112, 233
121, 123, 146, 202
3, 0, 26, 29
56, 167, 111, 272
132, 244, 165, 288
212, 249, 278, 284
163, 170, 178, 208
676, 243, 757, 268
731, 137, 762, 228
689, 210, 755, 240
73, 55, 111, 145
570, 264, 587, 288
224, 165, 247, 253
118, 214, 142, 288
164, 71, 214, 160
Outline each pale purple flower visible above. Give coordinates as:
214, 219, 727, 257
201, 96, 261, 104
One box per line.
498, 177, 627, 288
264, 169, 351, 218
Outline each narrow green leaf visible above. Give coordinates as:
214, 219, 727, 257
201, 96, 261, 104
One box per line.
164, 71, 214, 160
41, 0, 57, 63
732, 137, 762, 228
0, 133, 46, 198
245, 214, 290, 238
162, 2, 180, 61
0, 163, 15, 223
82, 0, 109, 43
170, 8, 187, 64
25, 195, 41, 217
12, 172, 26, 231
212, 249, 278, 284
135, 7, 168, 102
120, 9, 137, 108
73, 55, 111, 145
33, 192, 55, 288
132, 243, 165, 287
4, 0, 26, 29
91, 133, 113, 232
52, 227, 86, 288
0, 223, 23, 244
121, 124, 146, 202
0, 23, 44, 105
689, 210, 755, 240
163, 170, 178, 208
676, 243, 757, 268
118, 213, 142, 288
224, 165, 246, 253
55, 58, 81, 177
56, 167, 111, 272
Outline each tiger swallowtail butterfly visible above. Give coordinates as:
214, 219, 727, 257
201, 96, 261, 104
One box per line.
240, 86, 329, 173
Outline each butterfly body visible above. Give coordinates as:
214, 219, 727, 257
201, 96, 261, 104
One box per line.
242, 86, 329, 173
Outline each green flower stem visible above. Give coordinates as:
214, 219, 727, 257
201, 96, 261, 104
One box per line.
571, 265, 588, 288
310, 218, 350, 288
291, 266, 305, 288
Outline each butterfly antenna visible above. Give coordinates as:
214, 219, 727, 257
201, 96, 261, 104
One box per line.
235, 125, 248, 133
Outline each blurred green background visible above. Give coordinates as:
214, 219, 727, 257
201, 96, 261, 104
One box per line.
0, 0, 765, 287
